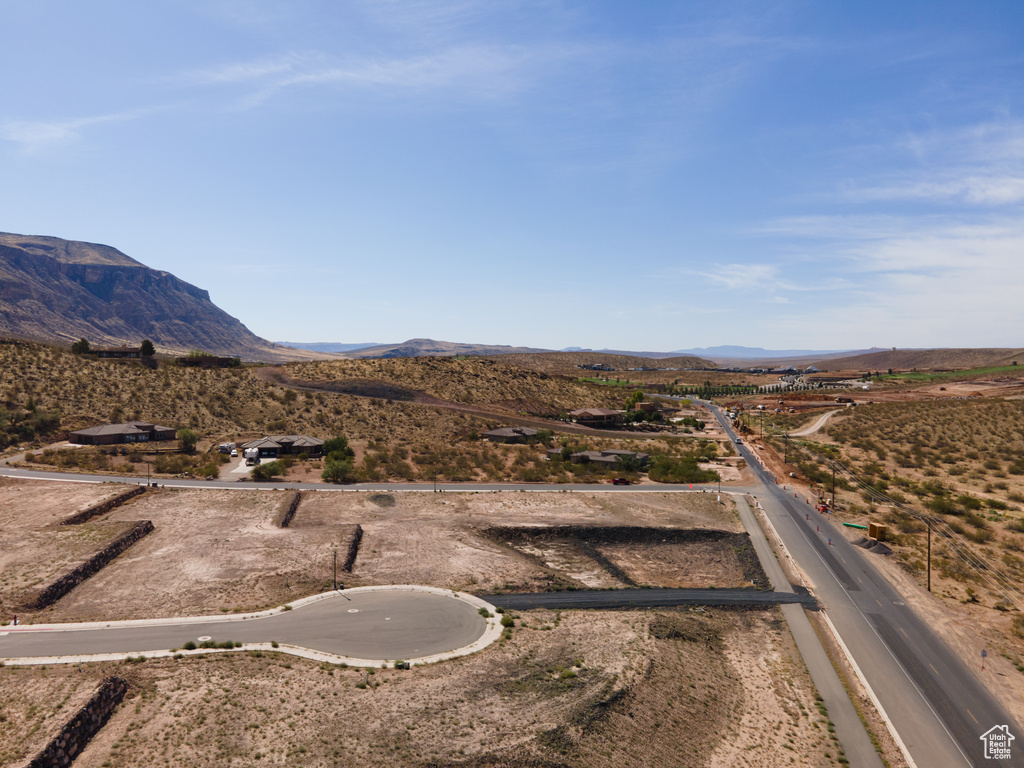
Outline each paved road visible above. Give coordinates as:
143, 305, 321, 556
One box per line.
710, 402, 1023, 768
487, 587, 816, 611
0, 463, 723, 493
0, 590, 487, 663
8, 415, 1021, 764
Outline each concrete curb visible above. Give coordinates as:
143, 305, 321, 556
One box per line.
0, 586, 504, 669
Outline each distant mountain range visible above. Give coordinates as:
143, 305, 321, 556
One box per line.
279, 338, 551, 359
0, 232, 324, 361
670, 345, 857, 359
7, 235, 1007, 372
279, 339, 886, 363
276, 342, 382, 354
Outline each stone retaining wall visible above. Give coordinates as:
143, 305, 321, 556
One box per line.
30, 521, 155, 609
276, 491, 302, 528
60, 486, 146, 526
342, 524, 363, 572
27, 676, 128, 768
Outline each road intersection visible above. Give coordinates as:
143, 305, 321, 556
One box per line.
3, 416, 1021, 765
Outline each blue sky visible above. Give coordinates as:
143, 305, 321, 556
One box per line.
2, 1, 1023, 351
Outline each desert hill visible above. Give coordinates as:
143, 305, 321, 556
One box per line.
811, 348, 1024, 371
487, 351, 713, 375
336, 338, 552, 359
0, 232, 327, 361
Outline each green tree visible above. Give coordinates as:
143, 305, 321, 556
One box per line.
140, 339, 155, 356
71, 338, 90, 354
323, 435, 355, 462
322, 458, 355, 484
177, 427, 199, 453
615, 453, 642, 473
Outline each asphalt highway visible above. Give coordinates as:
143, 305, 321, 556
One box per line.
710, 402, 1023, 768
5, 417, 1021, 764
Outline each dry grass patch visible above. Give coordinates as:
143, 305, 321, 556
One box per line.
0, 665, 105, 766
18, 608, 839, 768
0, 479, 137, 621
9, 490, 745, 624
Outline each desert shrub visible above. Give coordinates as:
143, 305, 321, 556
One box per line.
197, 463, 220, 479
252, 460, 285, 480
956, 494, 983, 511
966, 528, 994, 544
648, 454, 719, 484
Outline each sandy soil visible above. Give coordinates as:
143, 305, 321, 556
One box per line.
32, 488, 357, 623
6, 608, 843, 768
10, 490, 743, 624
0, 666, 102, 767
0, 480, 135, 619
598, 539, 749, 588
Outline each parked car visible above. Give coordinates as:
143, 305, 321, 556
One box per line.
230, 449, 238, 457
612, 477, 630, 485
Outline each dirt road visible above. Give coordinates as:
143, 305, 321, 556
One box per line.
790, 408, 840, 436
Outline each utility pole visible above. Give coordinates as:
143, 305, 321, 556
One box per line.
927, 522, 932, 592
784, 433, 789, 464
333, 549, 337, 590
830, 463, 836, 509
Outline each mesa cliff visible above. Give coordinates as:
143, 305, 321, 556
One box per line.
0, 233, 321, 361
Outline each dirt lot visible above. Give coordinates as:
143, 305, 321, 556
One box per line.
10, 488, 741, 624
0, 479, 134, 617
4, 607, 846, 768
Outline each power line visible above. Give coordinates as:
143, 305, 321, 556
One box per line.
788, 440, 1024, 612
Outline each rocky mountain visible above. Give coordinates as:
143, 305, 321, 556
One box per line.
0, 232, 324, 361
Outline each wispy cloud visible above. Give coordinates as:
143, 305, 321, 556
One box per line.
699, 262, 780, 290
0, 106, 170, 153
837, 121, 1024, 206
174, 44, 572, 109
756, 212, 1024, 345
844, 175, 1024, 206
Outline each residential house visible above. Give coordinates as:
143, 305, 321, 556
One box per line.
569, 408, 623, 428
570, 449, 650, 467
69, 421, 176, 446
94, 346, 141, 359
242, 435, 325, 458
482, 427, 539, 444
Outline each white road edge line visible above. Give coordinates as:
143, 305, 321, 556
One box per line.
0, 586, 504, 668
820, 611, 919, 768
754, 495, 920, 768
